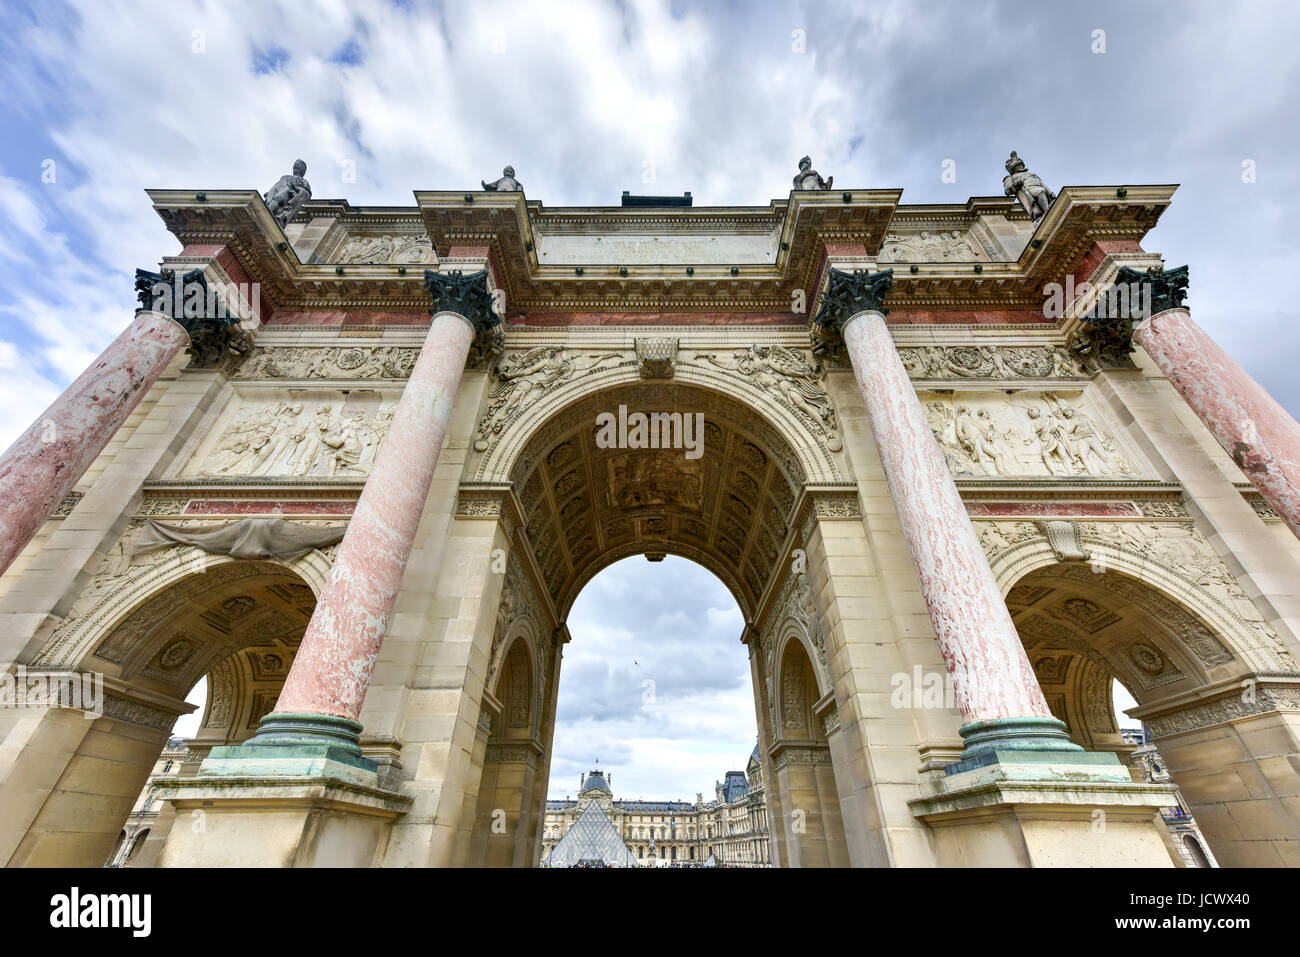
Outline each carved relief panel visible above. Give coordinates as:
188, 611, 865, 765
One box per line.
185, 391, 397, 479
920, 389, 1138, 478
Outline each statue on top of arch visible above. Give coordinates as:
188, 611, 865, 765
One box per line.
264, 159, 312, 228
1003, 150, 1056, 221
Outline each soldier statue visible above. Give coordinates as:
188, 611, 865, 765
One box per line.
264, 159, 312, 228
793, 155, 832, 191
482, 165, 523, 192
1002, 150, 1056, 221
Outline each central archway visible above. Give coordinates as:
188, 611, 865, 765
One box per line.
467, 380, 853, 866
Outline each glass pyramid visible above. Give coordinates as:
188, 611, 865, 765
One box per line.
541, 800, 641, 868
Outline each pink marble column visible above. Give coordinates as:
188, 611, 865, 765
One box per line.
1135, 308, 1300, 539
272, 312, 475, 721
0, 311, 188, 578
842, 310, 1054, 728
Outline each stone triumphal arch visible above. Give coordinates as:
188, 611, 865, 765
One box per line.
1, 154, 1299, 867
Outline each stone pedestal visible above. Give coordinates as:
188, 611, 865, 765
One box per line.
154, 769, 411, 868
0, 310, 188, 577
910, 750, 1180, 867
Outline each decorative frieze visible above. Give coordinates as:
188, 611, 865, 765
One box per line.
898, 345, 1089, 380
1142, 681, 1300, 738
878, 230, 984, 263
235, 345, 419, 379
336, 234, 435, 265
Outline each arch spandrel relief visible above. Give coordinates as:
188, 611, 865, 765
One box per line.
922, 389, 1139, 479
32, 522, 338, 673
183, 391, 397, 479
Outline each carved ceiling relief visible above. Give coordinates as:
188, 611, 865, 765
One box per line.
200, 643, 298, 743
189, 393, 396, 478
486, 549, 540, 695
922, 389, 1135, 478
508, 385, 803, 615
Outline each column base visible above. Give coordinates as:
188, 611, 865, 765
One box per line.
199, 712, 377, 781
910, 747, 1181, 867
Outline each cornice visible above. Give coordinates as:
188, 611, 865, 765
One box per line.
147, 184, 1175, 320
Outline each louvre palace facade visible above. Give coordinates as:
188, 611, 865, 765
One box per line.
541, 752, 770, 866
0, 153, 1298, 868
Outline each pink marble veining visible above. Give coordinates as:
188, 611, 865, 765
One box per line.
842, 311, 1053, 723
273, 312, 475, 720
0, 311, 189, 578
1136, 308, 1300, 539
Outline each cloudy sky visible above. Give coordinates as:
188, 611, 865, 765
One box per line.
2, 1, 1297, 797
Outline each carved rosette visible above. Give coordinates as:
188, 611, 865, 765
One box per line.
809, 267, 893, 360
423, 269, 503, 369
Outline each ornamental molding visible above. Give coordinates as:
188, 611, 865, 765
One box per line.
235, 345, 419, 379
1133, 677, 1300, 738
454, 482, 524, 539
899, 344, 1091, 380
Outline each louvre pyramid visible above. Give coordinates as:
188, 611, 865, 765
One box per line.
542, 801, 641, 868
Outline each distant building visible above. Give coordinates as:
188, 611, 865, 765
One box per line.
1122, 727, 1216, 867
104, 736, 188, 868
540, 745, 770, 866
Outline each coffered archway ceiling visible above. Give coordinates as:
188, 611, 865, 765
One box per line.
90, 561, 316, 697
1006, 564, 1235, 712
510, 383, 806, 619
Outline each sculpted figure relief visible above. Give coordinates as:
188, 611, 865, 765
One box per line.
337, 234, 435, 265
879, 230, 982, 263
922, 391, 1131, 478
264, 160, 312, 228
696, 345, 842, 452
474, 348, 621, 452
198, 399, 395, 478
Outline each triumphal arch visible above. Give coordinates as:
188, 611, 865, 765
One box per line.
1, 154, 1299, 868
